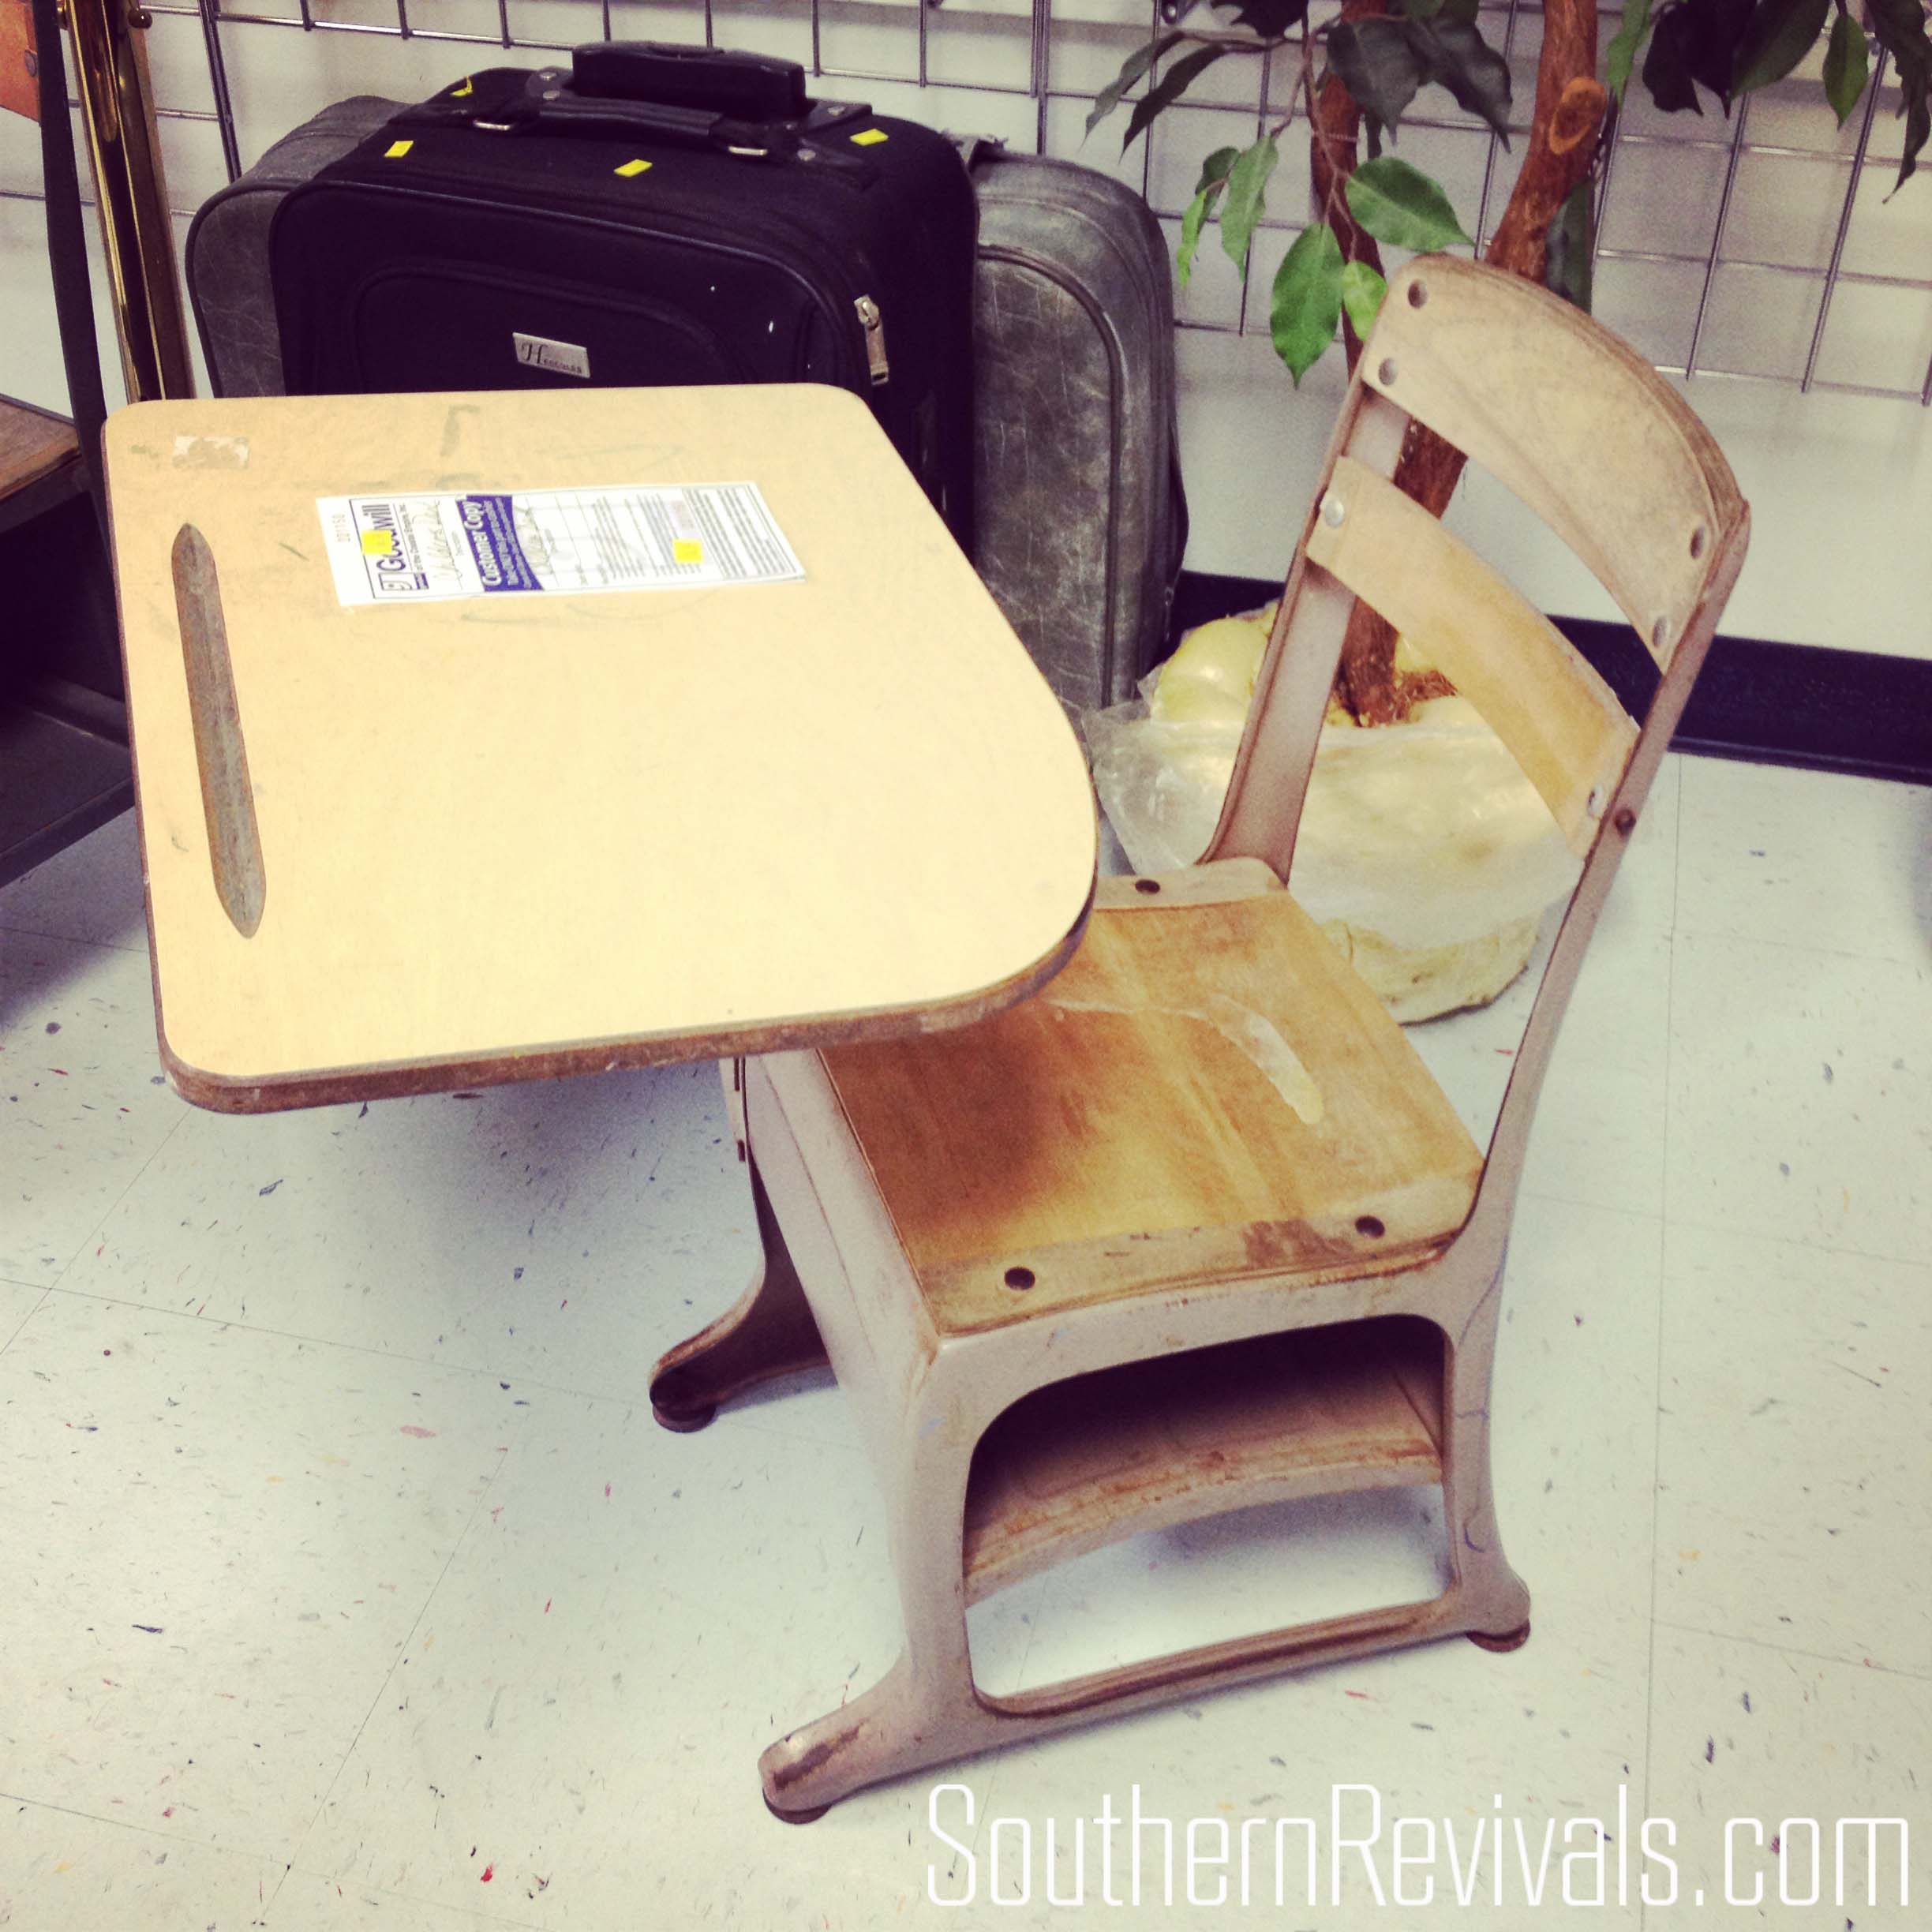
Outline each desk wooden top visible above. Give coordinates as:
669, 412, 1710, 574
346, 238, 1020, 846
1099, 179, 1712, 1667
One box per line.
106, 385, 1095, 1111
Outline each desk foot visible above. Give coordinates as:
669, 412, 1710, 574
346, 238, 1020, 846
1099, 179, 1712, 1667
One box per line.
650, 1157, 828, 1431
650, 1398, 718, 1435
1468, 1621, 1531, 1653
763, 1794, 829, 1827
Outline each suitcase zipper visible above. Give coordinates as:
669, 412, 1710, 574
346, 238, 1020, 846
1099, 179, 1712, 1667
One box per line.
313, 170, 888, 397
854, 295, 889, 387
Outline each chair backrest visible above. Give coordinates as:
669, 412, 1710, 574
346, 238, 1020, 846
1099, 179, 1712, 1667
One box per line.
1204, 255, 1749, 1234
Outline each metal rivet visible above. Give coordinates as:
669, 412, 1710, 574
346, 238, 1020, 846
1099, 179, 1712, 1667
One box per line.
1377, 357, 1398, 386
1407, 280, 1428, 309
1614, 807, 1638, 836
1133, 877, 1161, 895
1003, 1266, 1035, 1291
542, 87, 562, 99
1689, 524, 1707, 560
1320, 493, 1346, 528
1651, 616, 1670, 653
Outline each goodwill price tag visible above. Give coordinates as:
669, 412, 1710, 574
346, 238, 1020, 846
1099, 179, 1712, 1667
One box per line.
318, 481, 804, 605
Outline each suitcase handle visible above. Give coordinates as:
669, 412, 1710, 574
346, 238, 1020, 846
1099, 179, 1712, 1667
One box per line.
570, 41, 808, 122
477, 68, 878, 179
393, 66, 878, 180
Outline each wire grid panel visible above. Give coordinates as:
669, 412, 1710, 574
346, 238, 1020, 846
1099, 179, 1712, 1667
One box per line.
7, 0, 1930, 402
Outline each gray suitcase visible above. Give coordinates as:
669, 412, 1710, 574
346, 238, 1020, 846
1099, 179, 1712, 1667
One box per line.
188, 109, 1187, 715
963, 145, 1187, 715
186, 97, 401, 400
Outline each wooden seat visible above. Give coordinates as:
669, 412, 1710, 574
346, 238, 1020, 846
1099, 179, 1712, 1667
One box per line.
0, 396, 84, 537
0, 397, 79, 496
651, 256, 1750, 1820
823, 866, 1481, 1335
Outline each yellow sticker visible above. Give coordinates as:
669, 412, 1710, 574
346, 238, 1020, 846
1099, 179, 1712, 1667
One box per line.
672, 539, 704, 564
361, 530, 395, 556
850, 128, 888, 147
613, 157, 653, 178
384, 140, 414, 159
451, 77, 474, 98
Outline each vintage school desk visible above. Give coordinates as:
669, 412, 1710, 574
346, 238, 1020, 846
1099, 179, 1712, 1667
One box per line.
103, 384, 1096, 1110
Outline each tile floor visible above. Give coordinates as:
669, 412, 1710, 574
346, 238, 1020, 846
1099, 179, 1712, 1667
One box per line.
1, 754, 1926, 1930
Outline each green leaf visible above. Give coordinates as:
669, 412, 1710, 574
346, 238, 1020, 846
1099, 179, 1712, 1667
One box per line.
1219, 134, 1280, 273
1084, 34, 1180, 137
1339, 260, 1389, 339
1219, 0, 1313, 36
1194, 145, 1241, 196
1545, 179, 1594, 312
1865, 0, 1932, 190
1867, 0, 1932, 73
1329, 20, 1426, 137
1177, 182, 1227, 289
1345, 154, 1473, 250
1732, 0, 1832, 96
1271, 223, 1345, 385
1687, 0, 1758, 100
1121, 43, 1227, 152
1605, 0, 1652, 103
1410, 17, 1515, 142
1822, 12, 1870, 126
1642, 4, 1705, 114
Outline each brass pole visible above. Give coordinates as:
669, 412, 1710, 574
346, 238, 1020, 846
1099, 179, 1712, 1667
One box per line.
61, 0, 195, 400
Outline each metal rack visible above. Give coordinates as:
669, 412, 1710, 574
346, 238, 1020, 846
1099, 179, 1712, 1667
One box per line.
15, 0, 1932, 404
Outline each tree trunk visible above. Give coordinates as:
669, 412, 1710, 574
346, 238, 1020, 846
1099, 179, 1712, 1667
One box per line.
1326, 0, 1608, 724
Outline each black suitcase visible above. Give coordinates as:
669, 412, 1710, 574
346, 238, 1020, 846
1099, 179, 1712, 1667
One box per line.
267, 44, 977, 545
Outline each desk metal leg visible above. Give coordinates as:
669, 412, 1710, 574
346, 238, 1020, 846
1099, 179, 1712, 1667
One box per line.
650, 1156, 829, 1431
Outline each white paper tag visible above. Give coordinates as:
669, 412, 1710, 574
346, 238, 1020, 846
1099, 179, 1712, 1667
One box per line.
318, 481, 806, 605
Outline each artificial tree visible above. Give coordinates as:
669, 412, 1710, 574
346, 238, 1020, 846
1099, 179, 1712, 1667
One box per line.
1091, 0, 1931, 721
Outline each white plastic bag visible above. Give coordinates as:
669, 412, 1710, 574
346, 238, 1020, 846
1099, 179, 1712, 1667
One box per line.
1082, 646, 1582, 1020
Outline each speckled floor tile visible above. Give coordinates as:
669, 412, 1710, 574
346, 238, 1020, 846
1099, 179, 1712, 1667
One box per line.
1677, 756, 1932, 968
0, 1290, 526, 1852
1644, 1629, 1931, 1923
0, 927, 187, 1285
0, 1277, 46, 1346
292, 1389, 1006, 1926
265, 1866, 546, 1930
55, 1061, 756, 1406
1666, 930, 1930, 1260
0, 811, 148, 952
0, 1798, 279, 1932
1655, 1221, 1932, 1672
1487, 1196, 1664, 1634
1407, 921, 1673, 1219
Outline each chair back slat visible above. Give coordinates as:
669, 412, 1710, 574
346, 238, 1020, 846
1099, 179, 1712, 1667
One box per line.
1359, 259, 1744, 665
1305, 457, 1638, 856
1207, 254, 1749, 1250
